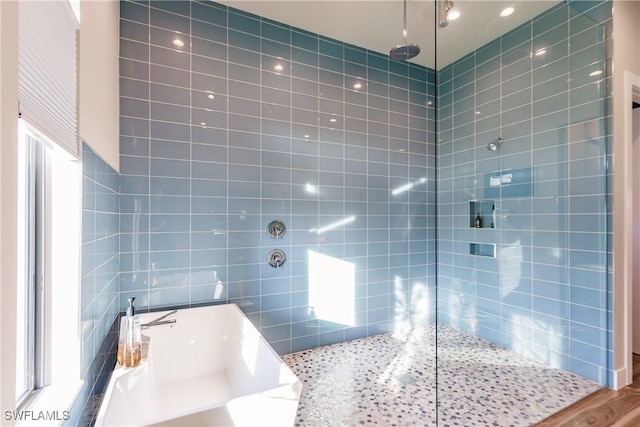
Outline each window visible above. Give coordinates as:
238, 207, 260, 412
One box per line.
15, 122, 41, 405
14, 0, 81, 418
15, 120, 82, 415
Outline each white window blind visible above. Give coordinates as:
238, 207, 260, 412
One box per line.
18, 1, 79, 158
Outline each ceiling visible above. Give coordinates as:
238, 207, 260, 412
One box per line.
218, 1, 560, 69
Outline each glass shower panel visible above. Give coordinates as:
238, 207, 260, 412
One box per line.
435, 0, 611, 424
171, 1, 441, 424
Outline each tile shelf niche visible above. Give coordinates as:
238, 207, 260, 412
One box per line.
469, 200, 495, 229
469, 243, 496, 257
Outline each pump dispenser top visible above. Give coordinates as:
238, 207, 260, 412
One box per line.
126, 297, 136, 316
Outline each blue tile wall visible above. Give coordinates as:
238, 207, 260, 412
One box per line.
81, 144, 120, 374
119, 0, 437, 354
69, 143, 120, 425
437, 1, 612, 385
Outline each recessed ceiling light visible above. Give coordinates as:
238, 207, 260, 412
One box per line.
304, 134, 310, 139
274, 64, 284, 72
589, 70, 603, 77
173, 39, 184, 47
207, 93, 215, 99
500, 7, 514, 17
448, 10, 460, 20
353, 83, 362, 90
330, 118, 337, 123
200, 122, 206, 126
535, 48, 547, 56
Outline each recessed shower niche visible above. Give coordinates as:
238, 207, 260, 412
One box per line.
469, 200, 495, 229
469, 242, 496, 258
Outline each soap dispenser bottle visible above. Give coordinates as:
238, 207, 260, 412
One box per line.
475, 213, 482, 228
117, 297, 142, 368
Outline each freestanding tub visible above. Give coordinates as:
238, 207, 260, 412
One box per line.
94, 304, 302, 426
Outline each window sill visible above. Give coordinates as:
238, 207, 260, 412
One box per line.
16, 380, 83, 427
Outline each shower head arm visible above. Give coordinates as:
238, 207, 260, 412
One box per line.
439, 0, 454, 28
403, 0, 408, 41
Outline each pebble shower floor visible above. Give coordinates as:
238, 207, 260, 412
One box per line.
282, 324, 600, 426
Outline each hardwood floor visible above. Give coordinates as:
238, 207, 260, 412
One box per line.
535, 354, 640, 426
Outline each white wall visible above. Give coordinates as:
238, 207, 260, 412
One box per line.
79, 0, 120, 172
613, 0, 640, 389
632, 107, 640, 354
636, 9, 640, 358
1, 0, 119, 416
0, 1, 19, 420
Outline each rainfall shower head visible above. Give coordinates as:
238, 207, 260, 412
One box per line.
390, 0, 420, 61
487, 137, 504, 152
390, 44, 421, 61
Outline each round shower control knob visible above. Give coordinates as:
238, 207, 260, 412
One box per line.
267, 249, 286, 268
267, 220, 286, 239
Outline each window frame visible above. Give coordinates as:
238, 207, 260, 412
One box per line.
15, 121, 82, 416
16, 129, 44, 407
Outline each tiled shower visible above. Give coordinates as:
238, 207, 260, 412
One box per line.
437, 2, 611, 384
117, 0, 437, 355
76, 0, 612, 424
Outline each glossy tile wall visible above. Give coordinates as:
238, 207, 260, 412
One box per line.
74, 143, 120, 424
119, 0, 436, 354
436, 1, 612, 384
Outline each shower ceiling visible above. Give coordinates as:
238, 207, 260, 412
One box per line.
218, 0, 560, 68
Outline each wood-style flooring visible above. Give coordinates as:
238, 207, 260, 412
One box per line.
535, 354, 640, 426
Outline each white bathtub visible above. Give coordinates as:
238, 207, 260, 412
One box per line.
94, 304, 302, 427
